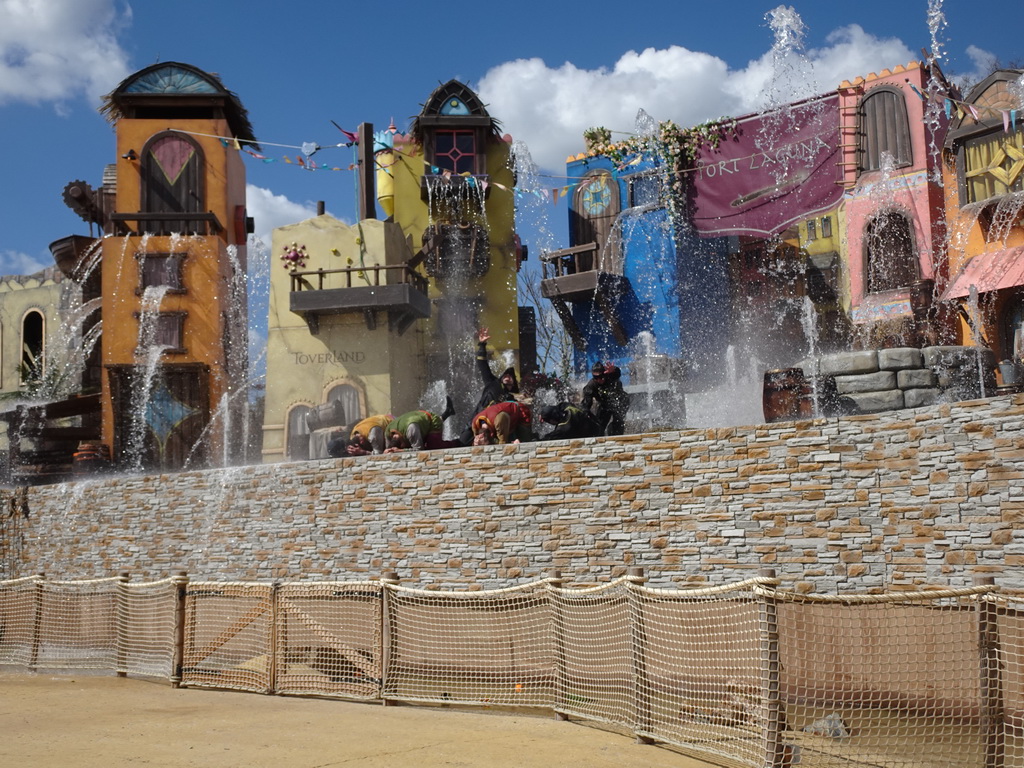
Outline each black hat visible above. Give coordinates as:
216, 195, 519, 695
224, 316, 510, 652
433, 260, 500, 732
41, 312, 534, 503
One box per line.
501, 367, 519, 392
539, 405, 561, 423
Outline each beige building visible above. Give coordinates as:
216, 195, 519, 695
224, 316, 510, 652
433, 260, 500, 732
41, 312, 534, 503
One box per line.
262, 82, 528, 464
0, 267, 74, 400
262, 215, 429, 462
0, 266, 86, 480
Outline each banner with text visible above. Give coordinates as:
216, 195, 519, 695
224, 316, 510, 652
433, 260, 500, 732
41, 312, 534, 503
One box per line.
690, 93, 843, 237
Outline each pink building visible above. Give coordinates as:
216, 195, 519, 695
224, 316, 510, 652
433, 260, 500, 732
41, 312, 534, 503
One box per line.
838, 62, 950, 346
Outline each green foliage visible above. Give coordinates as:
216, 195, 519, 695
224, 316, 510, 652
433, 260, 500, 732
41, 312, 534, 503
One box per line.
583, 118, 736, 170
580, 117, 737, 216
582, 126, 612, 152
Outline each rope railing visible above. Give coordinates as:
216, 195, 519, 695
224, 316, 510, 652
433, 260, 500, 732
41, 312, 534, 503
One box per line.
2, 570, 1022, 768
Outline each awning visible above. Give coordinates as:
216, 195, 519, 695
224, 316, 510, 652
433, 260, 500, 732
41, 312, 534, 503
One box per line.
942, 245, 1024, 300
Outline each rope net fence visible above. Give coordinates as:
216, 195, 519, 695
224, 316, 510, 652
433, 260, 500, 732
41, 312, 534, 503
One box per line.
3, 572, 1024, 768
384, 579, 555, 708
994, 592, 1024, 768
274, 581, 381, 699
0, 575, 177, 676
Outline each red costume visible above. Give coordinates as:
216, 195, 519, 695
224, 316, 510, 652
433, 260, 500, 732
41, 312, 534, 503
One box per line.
471, 401, 533, 444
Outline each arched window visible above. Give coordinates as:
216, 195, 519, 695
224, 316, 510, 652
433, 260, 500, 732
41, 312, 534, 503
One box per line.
864, 211, 918, 293
140, 131, 205, 234
858, 87, 912, 173
324, 383, 363, 425
21, 310, 44, 385
286, 404, 312, 461
570, 170, 621, 273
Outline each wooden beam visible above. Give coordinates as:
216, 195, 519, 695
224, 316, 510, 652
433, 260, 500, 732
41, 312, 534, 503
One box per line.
594, 287, 628, 346
38, 426, 102, 441
358, 122, 376, 221
551, 298, 586, 350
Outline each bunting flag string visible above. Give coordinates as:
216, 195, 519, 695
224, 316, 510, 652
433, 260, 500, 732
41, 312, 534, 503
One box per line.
906, 80, 1021, 132
173, 126, 620, 202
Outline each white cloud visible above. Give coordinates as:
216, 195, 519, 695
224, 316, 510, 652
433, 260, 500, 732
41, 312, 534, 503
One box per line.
0, 248, 49, 276
244, 184, 320, 250
0, 0, 132, 108
479, 24, 916, 172
810, 25, 916, 91
950, 45, 999, 92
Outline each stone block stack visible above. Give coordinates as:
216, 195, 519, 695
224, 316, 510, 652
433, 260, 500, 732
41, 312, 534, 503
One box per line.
800, 346, 997, 415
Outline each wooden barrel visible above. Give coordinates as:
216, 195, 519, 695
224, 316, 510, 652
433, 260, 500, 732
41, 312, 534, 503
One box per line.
763, 368, 805, 423
305, 401, 346, 431
798, 378, 816, 418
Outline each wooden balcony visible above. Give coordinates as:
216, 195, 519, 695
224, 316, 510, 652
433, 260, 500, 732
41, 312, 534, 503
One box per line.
539, 244, 631, 347
289, 264, 430, 335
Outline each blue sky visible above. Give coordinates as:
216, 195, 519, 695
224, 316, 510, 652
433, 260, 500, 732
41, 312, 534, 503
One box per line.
0, 0, 1020, 277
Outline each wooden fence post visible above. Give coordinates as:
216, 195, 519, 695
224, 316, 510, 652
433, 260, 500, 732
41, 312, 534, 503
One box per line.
380, 571, 399, 706
758, 568, 785, 768
116, 571, 130, 677
170, 572, 189, 688
626, 566, 654, 744
548, 569, 568, 721
976, 575, 1004, 768
28, 572, 44, 672
268, 581, 280, 695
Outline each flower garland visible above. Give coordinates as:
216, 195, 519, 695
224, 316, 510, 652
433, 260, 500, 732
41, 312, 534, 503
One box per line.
584, 118, 736, 171
581, 117, 737, 215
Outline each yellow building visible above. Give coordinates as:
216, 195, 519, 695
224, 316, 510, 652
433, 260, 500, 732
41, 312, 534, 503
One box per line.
262, 81, 524, 462
0, 267, 81, 482
0, 268, 72, 398
377, 80, 521, 368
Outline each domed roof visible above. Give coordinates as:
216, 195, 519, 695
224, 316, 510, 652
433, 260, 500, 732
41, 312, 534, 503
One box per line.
99, 62, 259, 149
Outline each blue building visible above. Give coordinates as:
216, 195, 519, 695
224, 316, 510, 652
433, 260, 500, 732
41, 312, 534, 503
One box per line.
540, 144, 731, 427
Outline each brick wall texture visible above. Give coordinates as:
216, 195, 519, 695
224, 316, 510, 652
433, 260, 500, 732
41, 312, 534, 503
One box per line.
3, 393, 1024, 593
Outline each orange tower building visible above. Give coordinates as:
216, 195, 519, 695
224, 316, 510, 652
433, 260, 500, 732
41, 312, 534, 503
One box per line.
62, 62, 255, 471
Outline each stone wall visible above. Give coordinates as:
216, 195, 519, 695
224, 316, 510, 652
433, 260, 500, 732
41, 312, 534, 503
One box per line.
2, 392, 1023, 594
801, 346, 998, 414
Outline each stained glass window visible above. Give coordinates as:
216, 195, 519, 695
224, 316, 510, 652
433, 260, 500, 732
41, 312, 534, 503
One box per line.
433, 130, 476, 174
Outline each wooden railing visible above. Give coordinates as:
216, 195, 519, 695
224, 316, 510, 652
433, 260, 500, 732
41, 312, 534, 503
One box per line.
289, 264, 428, 295
539, 243, 599, 279
109, 212, 224, 236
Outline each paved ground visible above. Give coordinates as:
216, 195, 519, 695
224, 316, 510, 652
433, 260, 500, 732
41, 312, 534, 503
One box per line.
0, 673, 718, 767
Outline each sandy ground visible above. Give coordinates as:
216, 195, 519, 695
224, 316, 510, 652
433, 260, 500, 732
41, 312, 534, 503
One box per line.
0, 673, 719, 768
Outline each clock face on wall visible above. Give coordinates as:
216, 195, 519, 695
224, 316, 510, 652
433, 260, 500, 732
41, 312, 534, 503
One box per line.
582, 175, 612, 215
